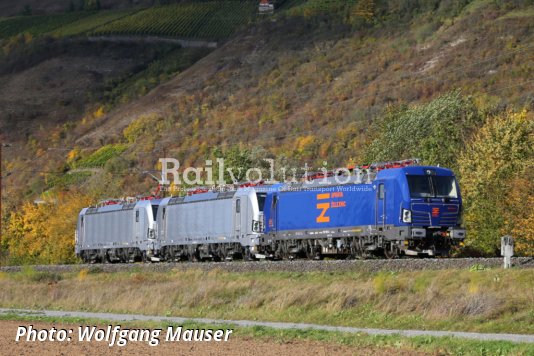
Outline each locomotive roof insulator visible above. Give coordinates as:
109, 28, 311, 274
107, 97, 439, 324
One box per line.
238, 180, 265, 188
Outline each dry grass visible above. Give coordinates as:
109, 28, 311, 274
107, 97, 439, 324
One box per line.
0, 267, 533, 334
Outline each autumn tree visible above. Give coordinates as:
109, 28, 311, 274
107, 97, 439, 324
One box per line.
458, 110, 533, 255
4, 191, 93, 264
351, 0, 375, 23
365, 91, 482, 170
211, 146, 254, 184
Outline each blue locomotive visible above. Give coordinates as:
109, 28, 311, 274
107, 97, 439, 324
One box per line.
75, 161, 465, 262
261, 165, 465, 259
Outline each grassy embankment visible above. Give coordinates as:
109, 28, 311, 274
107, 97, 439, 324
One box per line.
0, 266, 532, 335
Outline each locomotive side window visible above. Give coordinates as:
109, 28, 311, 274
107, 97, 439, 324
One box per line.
135, 210, 139, 222
81, 216, 84, 228
236, 199, 241, 213
162, 208, 166, 220
378, 184, 385, 200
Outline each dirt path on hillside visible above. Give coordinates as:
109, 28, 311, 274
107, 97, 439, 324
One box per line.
1, 320, 424, 356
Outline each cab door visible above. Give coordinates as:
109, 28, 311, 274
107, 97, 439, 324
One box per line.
240, 198, 248, 239
271, 194, 279, 231
135, 209, 141, 240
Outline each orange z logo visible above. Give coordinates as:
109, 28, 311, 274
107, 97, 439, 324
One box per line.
316, 193, 330, 223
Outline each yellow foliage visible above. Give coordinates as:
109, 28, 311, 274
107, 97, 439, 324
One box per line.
458, 109, 533, 254
4, 191, 93, 264
351, 0, 375, 22
67, 148, 80, 162
504, 178, 534, 255
23, 32, 33, 44
123, 114, 164, 144
78, 268, 89, 281
94, 106, 105, 119
296, 135, 315, 152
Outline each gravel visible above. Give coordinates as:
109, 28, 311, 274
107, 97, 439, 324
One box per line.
1, 257, 533, 274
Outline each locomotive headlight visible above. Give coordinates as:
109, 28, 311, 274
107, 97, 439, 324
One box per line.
402, 209, 412, 223
252, 220, 260, 232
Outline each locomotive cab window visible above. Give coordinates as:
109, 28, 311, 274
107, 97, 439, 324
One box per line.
81, 216, 84, 228
432, 176, 458, 198
407, 175, 432, 198
256, 193, 267, 212
162, 207, 166, 220
151, 205, 159, 220
135, 210, 139, 222
236, 199, 241, 213
407, 175, 458, 199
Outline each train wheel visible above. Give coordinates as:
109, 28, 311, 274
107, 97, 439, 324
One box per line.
81, 253, 89, 264
188, 252, 199, 262
305, 246, 321, 260
384, 244, 400, 259
243, 248, 251, 261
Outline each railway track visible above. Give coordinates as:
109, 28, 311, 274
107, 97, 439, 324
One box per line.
1, 257, 533, 274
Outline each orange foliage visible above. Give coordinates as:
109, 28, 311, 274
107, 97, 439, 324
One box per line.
503, 178, 534, 255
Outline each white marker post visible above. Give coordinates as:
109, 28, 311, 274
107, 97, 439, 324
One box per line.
501, 235, 514, 269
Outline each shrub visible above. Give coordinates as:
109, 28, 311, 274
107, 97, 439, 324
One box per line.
365, 91, 482, 171
73, 144, 128, 168
458, 109, 533, 255
4, 191, 94, 264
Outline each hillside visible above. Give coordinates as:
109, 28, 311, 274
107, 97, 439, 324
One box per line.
1, 0, 533, 264
77, 1, 534, 161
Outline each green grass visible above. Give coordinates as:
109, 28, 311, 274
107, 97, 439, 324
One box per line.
0, 313, 532, 355
91, 2, 257, 40
102, 47, 212, 106
0, 2, 258, 41
0, 268, 533, 336
49, 9, 139, 37
0, 12, 92, 39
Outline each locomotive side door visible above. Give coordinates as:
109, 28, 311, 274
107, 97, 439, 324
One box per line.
135, 209, 141, 240
160, 207, 166, 242
240, 198, 248, 239
271, 194, 279, 231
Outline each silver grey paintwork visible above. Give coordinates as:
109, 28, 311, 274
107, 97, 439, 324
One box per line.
75, 200, 157, 255
155, 187, 264, 252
